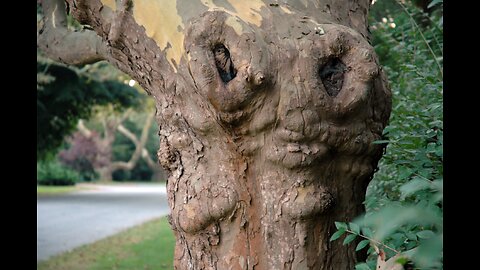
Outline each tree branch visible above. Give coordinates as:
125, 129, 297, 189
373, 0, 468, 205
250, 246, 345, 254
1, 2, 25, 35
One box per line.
101, 109, 131, 141
141, 148, 157, 169
101, 117, 109, 140
77, 119, 92, 138
111, 112, 155, 171
117, 124, 138, 145
37, 0, 109, 65
117, 109, 133, 126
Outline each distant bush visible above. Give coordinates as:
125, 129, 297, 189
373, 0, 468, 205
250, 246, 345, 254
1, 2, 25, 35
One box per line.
37, 160, 80, 186
58, 131, 100, 181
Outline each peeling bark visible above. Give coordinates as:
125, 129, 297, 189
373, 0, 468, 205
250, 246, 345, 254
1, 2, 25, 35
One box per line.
39, 0, 392, 269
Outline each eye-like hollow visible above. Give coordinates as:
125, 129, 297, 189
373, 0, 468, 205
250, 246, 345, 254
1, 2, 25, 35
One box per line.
213, 44, 237, 83
319, 58, 346, 97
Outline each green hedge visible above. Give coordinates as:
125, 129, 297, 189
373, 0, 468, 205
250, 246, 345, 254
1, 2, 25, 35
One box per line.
37, 161, 80, 186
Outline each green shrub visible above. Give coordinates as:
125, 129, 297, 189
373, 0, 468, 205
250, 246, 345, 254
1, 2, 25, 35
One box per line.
37, 160, 80, 186
330, 0, 443, 269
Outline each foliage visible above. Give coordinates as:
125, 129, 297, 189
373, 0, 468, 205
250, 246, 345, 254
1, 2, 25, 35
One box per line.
368, 0, 443, 210
37, 160, 80, 186
58, 131, 100, 181
331, 0, 443, 269
37, 57, 143, 161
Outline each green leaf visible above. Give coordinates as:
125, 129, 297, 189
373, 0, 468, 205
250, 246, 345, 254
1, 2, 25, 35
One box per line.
427, 0, 442, 8
396, 256, 409, 265
398, 167, 413, 181
330, 229, 346, 242
410, 234, 443, 268
417, 230, 435, 239
335, 222, 348, 230
406, 232, 417, 241
362, 227, 374, 238
356, 239, 370, 251
362, 205, 441, 241
406, 240, 418, 250
355, 263, 371, 270
343, 234, 357, 245
372, 140, 390, 145
400, 177, 431, 199
432, 179, 443, 192
349, 222, 361, 234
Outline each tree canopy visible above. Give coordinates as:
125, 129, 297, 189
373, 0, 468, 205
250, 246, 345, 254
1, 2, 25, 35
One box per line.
37, 58, 143, 160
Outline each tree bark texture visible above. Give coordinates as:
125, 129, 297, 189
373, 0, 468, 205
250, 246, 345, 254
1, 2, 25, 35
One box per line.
39, 0, 392, 269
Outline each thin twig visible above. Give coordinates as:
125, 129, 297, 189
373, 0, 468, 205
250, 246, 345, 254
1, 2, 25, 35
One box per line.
345, 229, 400, 254
412, 173, 434, 182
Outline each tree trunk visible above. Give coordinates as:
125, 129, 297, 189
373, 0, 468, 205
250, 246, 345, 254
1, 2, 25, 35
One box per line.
97, 166, 113, 182
39, 0, 392, 269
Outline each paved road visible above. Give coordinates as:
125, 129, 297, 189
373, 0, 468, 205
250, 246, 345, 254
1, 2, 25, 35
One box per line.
37, 183, 170, 262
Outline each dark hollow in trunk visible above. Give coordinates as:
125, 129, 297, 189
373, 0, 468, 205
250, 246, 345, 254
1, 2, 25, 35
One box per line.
319, 58, 347, 97
213, 44, 237, 83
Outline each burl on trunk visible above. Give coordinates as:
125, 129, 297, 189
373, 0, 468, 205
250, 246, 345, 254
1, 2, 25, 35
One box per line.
38, 0, 391, 269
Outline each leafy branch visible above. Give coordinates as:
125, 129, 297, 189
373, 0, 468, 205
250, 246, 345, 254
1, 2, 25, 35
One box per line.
394, 0, 443, 79
330, 222, 399, 254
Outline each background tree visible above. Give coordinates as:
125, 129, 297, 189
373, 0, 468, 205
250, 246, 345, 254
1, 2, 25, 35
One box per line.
38, 0, 392, 269
37, 57, 142, 161
63, 107, 153, 181
58, 101, 166, 182
112, 108, 166, 181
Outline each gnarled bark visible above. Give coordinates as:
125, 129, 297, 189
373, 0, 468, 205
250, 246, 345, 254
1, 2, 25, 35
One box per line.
39, 0, 392, 269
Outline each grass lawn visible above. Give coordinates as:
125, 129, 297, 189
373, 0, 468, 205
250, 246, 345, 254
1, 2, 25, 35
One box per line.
37, 185, 86, 196
37, 217, 175, 270
94, 181, 167, 185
